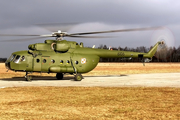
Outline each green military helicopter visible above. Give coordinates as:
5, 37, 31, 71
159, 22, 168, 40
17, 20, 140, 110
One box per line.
3, 27, 164, 81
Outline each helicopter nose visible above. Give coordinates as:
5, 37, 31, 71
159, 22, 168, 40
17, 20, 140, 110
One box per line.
5, 62, 11, 70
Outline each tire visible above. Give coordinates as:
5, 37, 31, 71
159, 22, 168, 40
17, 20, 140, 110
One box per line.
25, 75, 32, 81
74, 73, 83, 81
56, 73, 64, 80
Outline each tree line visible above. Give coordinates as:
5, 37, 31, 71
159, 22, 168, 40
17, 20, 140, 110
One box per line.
0, 58, 7, 63
98, 44, 180, 62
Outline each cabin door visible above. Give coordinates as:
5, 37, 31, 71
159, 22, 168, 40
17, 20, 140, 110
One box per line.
33, 56, 41, 72
26, 55, 33, 72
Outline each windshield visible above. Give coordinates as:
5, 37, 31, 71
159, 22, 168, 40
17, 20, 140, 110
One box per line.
14, 55, 21, 63
9, 54, 16, 62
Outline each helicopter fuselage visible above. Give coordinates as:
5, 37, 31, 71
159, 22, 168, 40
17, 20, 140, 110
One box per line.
5, 50, 100, 74
5, 40, 162, 77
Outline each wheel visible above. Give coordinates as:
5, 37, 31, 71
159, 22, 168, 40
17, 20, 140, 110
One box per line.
25, 75, 32, 81
56, 73, 64, 80
74, 73, 83, 81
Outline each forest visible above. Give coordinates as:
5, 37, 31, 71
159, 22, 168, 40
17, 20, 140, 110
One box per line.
0, 58, 7, 63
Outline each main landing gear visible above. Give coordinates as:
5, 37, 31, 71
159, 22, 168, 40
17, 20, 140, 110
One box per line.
56, 73, 64, 80
56, 73, 83, 81
74, 73, 83, 81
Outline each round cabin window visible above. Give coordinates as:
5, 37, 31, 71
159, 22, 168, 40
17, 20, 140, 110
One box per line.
43, 59, 46, 63
75, 61, 78, 64
51, 59, 55, 63
36, 59, 40, 63
60, 60, 63, 64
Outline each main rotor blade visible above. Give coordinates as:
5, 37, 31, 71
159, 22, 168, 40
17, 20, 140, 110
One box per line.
67, 35, 114, 38
0, 26, 163, 40
69, 27, 163, 36
0, 37, 49, 42
0, 34, 53, 37
0, 34, 40, 36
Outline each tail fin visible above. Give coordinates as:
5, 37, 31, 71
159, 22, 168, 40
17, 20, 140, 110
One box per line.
144, 41, 164, 58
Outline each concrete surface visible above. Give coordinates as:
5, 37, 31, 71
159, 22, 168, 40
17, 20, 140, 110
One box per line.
0, 73, 180, 88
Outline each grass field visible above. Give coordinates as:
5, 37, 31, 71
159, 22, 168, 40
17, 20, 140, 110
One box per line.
0, 63, 180, 119
0, 87, 180, 120
89, 62, 180, 75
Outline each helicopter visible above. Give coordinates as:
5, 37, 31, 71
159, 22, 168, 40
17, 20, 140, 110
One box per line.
2, 27, 164, 81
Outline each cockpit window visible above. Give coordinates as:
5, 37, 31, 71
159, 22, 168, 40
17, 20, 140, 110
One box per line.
14, 55, 21, 63
21, 56, 25, 62
9, 54, 16, 62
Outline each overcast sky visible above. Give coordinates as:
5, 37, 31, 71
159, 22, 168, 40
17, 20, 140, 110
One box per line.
0, 0, 180, 57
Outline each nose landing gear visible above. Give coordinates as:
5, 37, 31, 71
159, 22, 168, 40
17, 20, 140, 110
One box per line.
25, 72, 32, 81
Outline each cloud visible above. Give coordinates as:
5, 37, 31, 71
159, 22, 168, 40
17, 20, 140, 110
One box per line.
0, 0, 180, 57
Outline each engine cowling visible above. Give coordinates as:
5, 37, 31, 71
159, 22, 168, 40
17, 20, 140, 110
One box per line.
28, 43, 52, 51
28, 40, 73, 52
54, 42, 70, 52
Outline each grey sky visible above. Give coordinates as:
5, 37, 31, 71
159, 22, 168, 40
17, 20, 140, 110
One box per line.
0, 0, 180, 57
